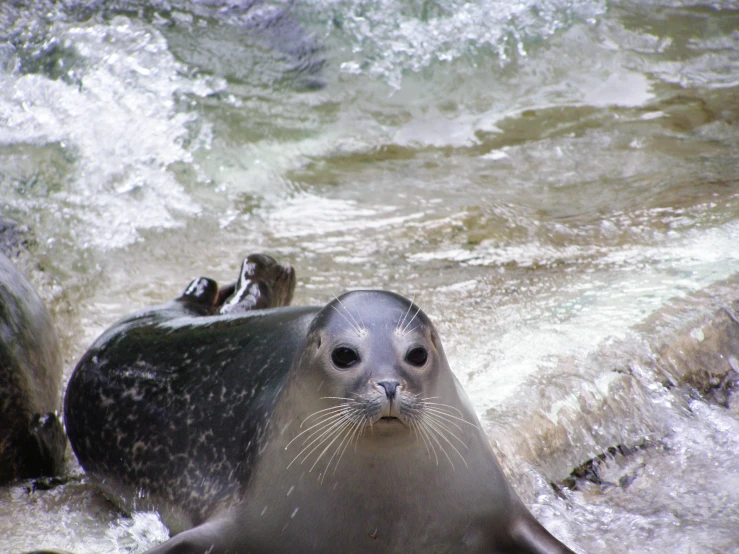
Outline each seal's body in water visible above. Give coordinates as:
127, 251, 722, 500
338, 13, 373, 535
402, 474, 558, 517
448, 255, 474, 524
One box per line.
65, 257, 574, 554
0, 252, 65, 483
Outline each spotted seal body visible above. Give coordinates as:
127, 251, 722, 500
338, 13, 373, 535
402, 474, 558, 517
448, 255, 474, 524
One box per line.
0, 253, 65, 483
65, 260, 574, 553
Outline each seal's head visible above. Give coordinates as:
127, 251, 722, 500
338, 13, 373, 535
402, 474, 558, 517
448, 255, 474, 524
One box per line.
286, 290, 472, 472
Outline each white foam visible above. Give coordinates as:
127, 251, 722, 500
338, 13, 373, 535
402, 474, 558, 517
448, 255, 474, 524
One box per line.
0, 16, 225, 249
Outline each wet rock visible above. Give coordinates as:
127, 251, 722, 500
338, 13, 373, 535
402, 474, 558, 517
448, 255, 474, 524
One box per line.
0, 216, 33, 259
654, 301, 739, 408
557, 440, 661, 493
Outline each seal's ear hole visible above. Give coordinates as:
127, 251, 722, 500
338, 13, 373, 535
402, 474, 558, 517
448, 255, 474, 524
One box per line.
316, 337, 322, 350
331, 346, 359, 369
406, 346, 428, 367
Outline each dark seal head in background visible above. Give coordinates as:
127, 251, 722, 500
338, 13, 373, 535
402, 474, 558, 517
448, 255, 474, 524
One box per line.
0, 252, 65, 483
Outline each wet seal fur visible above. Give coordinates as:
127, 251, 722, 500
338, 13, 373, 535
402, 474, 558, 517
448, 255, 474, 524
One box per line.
0, 252, 65, 483
65, 257, 574, 554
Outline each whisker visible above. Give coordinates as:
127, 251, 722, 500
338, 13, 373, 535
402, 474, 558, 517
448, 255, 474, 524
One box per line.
415, 420, 440, 466
333, 295, 366, 336
424, 411, 464, 434
286, 411, 356, 468
299, 416, 354, 467
400, 303, 423, 336
352, 415, 366, 453
424, 414, 469, 448
410, 419, 433, 460
331, 304, 362, 335
319, 423, 355, 482
286, 411, 352, 449
329, 416, 366, 477
310, 417, 356, 473
320, 396, 363, 403
418, 396, 462, 416
420, 419, 456, 469
423, 408, 478, 428
424, 418, 468, 468
402, 324, 420, 336
301, 405, 352, 426
417, 401, 464, 417
396, 294, 416, 332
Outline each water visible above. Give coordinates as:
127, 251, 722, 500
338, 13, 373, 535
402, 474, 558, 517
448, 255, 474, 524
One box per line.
1, 0, 738, 552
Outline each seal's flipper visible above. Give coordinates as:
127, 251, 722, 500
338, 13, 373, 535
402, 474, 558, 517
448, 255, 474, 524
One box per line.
25, 412, 66, 478
178, 277, 220, 315
219, 253, 295, 314
508, 514, 576, 554
144, 519, 244, 554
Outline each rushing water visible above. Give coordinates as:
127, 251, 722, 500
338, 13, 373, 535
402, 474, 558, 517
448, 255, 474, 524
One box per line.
1, 0, 739, 552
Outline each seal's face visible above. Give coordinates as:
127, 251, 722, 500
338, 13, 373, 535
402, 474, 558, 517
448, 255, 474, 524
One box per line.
286, 291, 473, 475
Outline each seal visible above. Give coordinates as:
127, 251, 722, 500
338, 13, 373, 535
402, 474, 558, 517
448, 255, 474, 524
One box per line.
0, 252, 65, 483
64, 258, 574, 553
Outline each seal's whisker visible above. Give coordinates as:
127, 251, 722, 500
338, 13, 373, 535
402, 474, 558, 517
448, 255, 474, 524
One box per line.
419, 419, 454, 469
320, 396, 362, 403
320, 422, 356, 482
352, 415, 367, 453
424, 418, 465, 469
424, 417, 469, 468
418, 400, 463, 417
325, 417, 358, 472
310, 417, 356, 473
331, 304, 362, 336
333, 295, 366, 336
330, 416, 365, 477
286, 410, 356, 467
424, 414, 469, 449
415, 419, 440, 466
296, 411, 354, 446
301, 405, 352, 426
286, 409, 351, 448
305, 407, 363, 447
423, 409, 470, 433
410, 419, 433, 460
423, 411, 464, 434
295, 415, 353, 469
351, 302, 366, 335
396, 294, 416, 333
402, 325, 421, 336
313, 425, 353, 477
400, 303, 423, 336
422, 406, 465, 422
423, 407, 478, 428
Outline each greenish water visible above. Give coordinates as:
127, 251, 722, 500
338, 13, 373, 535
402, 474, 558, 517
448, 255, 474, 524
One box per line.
1, 0, 738, 552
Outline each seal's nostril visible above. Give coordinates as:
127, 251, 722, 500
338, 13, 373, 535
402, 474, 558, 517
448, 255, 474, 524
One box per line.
377, 380, 400, 400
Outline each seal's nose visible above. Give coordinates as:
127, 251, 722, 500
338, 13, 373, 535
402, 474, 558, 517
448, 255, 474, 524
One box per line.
377, 380, 400, 400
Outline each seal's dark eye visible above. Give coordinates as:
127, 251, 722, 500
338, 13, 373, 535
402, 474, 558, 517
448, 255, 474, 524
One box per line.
331, 346, 359, 369
406, 346, 428, 367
